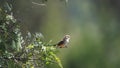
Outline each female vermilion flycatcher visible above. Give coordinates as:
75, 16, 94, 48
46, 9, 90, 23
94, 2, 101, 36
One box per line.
55, 35, 70, 48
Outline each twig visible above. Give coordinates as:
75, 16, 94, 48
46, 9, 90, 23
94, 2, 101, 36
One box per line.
32, 2, 47, 6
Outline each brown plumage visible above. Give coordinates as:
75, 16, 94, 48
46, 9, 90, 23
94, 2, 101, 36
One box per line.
56, 35, 70, 48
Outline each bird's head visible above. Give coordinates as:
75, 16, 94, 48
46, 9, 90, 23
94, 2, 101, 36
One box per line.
63, 35, 70, 42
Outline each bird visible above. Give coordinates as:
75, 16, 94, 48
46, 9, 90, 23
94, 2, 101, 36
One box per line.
55, 35, 70, 48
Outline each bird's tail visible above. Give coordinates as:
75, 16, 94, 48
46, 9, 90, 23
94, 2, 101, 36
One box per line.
53, 44, 57, 47
53, 44, 60, 48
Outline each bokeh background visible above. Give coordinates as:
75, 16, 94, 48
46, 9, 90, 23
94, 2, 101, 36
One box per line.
13, 0, 120, 68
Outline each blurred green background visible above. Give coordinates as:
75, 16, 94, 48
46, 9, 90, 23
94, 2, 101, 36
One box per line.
13, 0, 120, 68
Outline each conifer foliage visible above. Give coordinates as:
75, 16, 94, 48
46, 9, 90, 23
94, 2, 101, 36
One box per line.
0, 0, 63, 68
